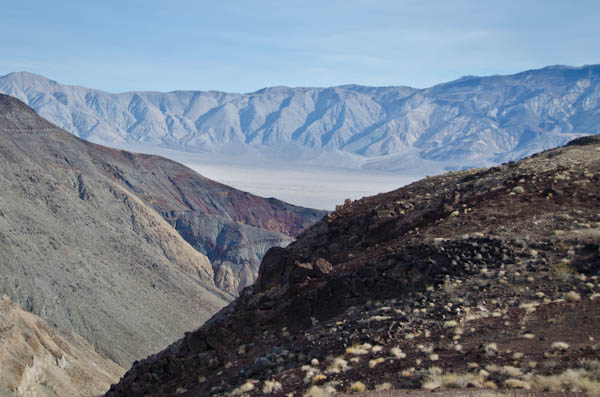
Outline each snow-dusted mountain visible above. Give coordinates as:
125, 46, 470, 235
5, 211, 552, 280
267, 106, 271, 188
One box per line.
1, 65, 599, 170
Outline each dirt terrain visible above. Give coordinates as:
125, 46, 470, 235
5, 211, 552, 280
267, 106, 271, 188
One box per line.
0, 295, 124, 397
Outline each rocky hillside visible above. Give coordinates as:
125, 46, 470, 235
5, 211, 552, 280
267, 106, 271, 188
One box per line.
0, 295, 124, 397
0, 93, 323, 371
1, 65, 599, 169
70, 133, 324, 294
108, 134, 600, 396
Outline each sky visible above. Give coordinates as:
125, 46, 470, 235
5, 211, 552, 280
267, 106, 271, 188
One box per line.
2, 0, 600, 93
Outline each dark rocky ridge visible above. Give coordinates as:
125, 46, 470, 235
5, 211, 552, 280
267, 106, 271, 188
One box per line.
0, 94, 323, 369
108, 134, 600, 395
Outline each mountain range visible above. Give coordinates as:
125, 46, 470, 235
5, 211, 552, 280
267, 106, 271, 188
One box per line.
1, 65, 599, 171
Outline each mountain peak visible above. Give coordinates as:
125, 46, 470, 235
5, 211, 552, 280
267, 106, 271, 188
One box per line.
1, 70, 57, 85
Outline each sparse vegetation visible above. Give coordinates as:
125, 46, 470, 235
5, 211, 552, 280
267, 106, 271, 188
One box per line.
551, 341, 570, 351
565, 291, 582, 301
350, 381, 366, 392
326, 357, 348, 374
106, 130, 600, 396
263, 380, 282, 394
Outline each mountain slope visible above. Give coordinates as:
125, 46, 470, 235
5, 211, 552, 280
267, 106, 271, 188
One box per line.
0, 94, 230, 366
1, 65, 599, 169
0, 94, 323, 369
108, 134, 600, 395
67, 132, 324, 293
0, 295, 124, 397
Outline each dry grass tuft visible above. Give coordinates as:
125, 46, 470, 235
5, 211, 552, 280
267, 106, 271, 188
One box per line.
350, 381, 367, 392
443, 320, 458, 328
390, 346, 406, 359
231, 380, 256, 395
375, 382, 392, 391
262, 380, 282, 394
565, 291, 582, 301
304, 384, 337, 397
499, 366, 522, 377
368, 357, 385, 368
326, 357, 348, 374
532, 368, 600, 393
345, 344, 370, 355
504, 378, 531, 389
422, 367, 488, 390
312, 374, 327, 384
551, 341, 570, 351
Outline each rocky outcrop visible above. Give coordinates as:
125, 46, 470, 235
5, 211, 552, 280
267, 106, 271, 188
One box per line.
0, 295, 124, 397
173, 212, 294, 293
108, 134, 600, 396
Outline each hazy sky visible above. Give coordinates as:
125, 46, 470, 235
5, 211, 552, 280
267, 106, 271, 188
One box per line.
2, 0, 599, 93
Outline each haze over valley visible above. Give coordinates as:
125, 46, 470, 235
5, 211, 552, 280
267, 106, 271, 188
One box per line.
2, 65, 599, 208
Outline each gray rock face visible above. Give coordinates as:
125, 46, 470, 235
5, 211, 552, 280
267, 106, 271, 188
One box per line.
0, 94, 323, 367
0, 94, 230, 367
172, 212, 293, 293
1, 65, 599, 168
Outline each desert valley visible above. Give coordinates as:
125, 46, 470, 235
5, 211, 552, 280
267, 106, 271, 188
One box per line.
0, 61, 599, 396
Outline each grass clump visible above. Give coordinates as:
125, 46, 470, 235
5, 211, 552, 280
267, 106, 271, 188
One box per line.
551, 341, 570, 351
421, 367, 489, 390
326, 357, 348, 374
262, 380, 282, 394
390, 346, 406, 359
368, 357, 385, 368
350, 381, 366, 392
504, 378, 531, 389
304, 384, 337, 397
565, 291, 582, 301
345, 344, 370, 355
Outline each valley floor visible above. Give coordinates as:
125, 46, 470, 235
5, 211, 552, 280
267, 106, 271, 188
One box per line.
114, 145, 424, 210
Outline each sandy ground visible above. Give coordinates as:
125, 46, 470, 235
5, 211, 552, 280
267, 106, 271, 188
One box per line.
184, 161, 418, 210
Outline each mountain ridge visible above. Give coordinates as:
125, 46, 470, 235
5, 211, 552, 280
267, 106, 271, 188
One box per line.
2, 65, 599, 170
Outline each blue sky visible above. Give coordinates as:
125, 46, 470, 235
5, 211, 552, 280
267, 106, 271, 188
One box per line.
2, 0, 599, 93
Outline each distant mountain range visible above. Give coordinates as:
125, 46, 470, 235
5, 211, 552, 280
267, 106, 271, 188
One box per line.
1, 65, 599, 170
